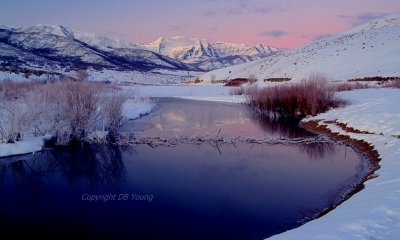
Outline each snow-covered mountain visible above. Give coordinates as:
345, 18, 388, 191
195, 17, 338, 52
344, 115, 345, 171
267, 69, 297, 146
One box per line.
0, 25, 197, 72
200, 14, 400, 83
143, 36, 278, 70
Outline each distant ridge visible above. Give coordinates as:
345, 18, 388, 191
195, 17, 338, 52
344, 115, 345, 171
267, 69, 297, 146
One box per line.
143, 36, 278, 70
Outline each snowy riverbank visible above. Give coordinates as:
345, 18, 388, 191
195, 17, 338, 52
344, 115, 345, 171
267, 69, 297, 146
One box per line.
0, 99, 155, 158
0, 135, 51, 158
270, 88, 400, 240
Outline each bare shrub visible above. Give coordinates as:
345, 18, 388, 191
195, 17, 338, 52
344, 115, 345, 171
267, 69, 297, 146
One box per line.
0, 79, 42, 100
248, 74, 344, 118
0, 78, 133, 145
51, 81, 104, 144
75, 70, 89, 82
264, 78, 291, 83
0, 80, 45, 142
248, 74, 257, 82
225, 78, 252, 86
100, 89, 129, 141
229, 86, 246, 95
348, 76, 398, 82
331, 82, 370, 92
22, 83, 60, 137
385, 79, 400, 88
0, 99, 29, 143
210, 74, 217, 82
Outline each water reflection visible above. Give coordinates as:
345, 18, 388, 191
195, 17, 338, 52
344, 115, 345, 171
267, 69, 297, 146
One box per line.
246, 110, 312, 138
0, 145, 127, 193
52, 145, 127, 191
124, 98, 313, 139
0, 99, 367, 239
298, 142, 335, 160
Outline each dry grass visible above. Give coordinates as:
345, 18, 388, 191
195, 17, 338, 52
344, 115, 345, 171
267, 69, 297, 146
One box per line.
0, 77, 129, 144
248, 74, 344, 118
385, 79, 400, 88
224, 78, 253, 86
264, 78, 291, 83
229, 86, 246, 95
348, 76, 398, 82
331, 82, 370, 92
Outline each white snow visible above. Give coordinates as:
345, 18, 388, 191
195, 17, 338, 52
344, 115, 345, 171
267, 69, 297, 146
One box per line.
88, 69, 201, 85
0, 71, 49, 81
127, 84, 246, 103
200, 14, 400, 83
142, 36, 278, 70
0, 135, 50, 158
270, 88, 400, 240
122, 99, 155, 120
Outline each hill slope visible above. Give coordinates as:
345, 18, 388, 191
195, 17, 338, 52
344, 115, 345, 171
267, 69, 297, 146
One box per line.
200, 14, 400, 82
0, 25, 196, 72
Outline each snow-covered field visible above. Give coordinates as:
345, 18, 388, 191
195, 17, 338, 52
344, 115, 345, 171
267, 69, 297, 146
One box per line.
0, 71, 49, 81
270, 88, 400, 240
88, 69, 201, 84
0, 68, 201, 84
128, 84, 246, 103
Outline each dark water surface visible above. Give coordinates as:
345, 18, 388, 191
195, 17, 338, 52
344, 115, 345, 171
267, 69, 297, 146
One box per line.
0, 99, 367, 239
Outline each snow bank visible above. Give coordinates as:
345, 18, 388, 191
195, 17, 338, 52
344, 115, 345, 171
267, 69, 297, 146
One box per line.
0, 135, 50, 158
122, 99, 156, 120
270, 88, 400, 240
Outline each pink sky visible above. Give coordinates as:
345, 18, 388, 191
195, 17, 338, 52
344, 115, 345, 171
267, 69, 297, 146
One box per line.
1, 0, 400, 48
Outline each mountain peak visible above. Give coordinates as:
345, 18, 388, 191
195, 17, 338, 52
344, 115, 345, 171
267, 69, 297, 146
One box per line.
15, 24, 70, 37
0, 24, 196, 72
142, 36, 278, 70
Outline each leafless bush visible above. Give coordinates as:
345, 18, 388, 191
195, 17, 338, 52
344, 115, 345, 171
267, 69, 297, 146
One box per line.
0, 99, 29, 143
248, 74, 257, 82
0, 79, 42, 100
385, 79, 400, 88
22, 84, 58, 137
248, 74, 344, 118
0, 77, 130, 145
210, 74, 217, 82
75, 70, 89, 82
225, 78, 252, 86
264, 78, 291, 83
50, 81, 104, 144
229, 86, 246, 95
100, 88, 129, 141
331, 82, 370, 92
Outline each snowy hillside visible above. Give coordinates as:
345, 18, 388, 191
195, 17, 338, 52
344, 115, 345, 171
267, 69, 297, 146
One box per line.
0, 25, 197, 72
200, 14, 400, 82
143, 36, 278, 70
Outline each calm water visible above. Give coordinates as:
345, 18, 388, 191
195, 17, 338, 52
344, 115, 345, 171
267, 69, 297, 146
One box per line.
0, 99, 367, 239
